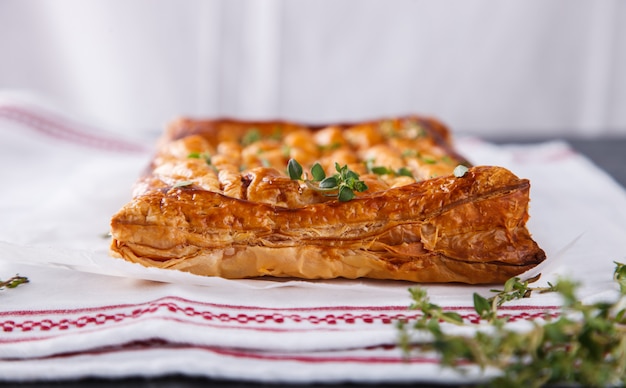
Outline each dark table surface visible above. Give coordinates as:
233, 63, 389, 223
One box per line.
4, 137, 625, 388
495, 136, 626, 189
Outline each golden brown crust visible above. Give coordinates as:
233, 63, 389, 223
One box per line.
110, 116, 545, 284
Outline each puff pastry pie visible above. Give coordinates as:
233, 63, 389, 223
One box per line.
110, 116, 545, 284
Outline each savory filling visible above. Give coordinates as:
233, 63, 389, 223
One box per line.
135, 117, 469, 207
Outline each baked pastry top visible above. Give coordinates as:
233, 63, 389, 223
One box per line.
110, 116, 546, 284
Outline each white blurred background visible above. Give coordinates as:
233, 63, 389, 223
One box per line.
1, 0, 625, 139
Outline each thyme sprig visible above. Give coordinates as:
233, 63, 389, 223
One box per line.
287, 159, 368, 202
1, 275, 28, 290
400, 262, 626, 387
187, 151, 212, 165
188, 151, 219, 173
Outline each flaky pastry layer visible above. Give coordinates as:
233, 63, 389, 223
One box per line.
110, 116, 545, 284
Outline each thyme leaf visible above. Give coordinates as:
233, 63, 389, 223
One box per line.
371, 166, 391, 175
0, 275, 29, 290
453, 164, 469, 178
172, 180, 194, 188
397, 167, 414, 177
319, 176, 338, 189
310, 163, 326, 181
614, 261, 626, 293
287, 158, 303, 180
188, 151, 213, 166
241, 128, 262, 146
338, 185, 355, 202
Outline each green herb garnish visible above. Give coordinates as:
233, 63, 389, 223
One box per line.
365, 159, 414, 178
172, 180, 194, 188
318, 142, 342, 152
453, 164, 469, 178
287, 158, 303, 180
1, 275, 28, 290
241, 128, 262, 146
288, 159, 368, 202
399, 262, 626, 387
333, 162, 368, 201
615, 260, 626, 293
310, 163, 326, 181
396, 167, 413, 177
370, 166, 393, 175
188, 151, 212, 165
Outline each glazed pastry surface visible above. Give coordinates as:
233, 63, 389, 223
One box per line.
110, 116, 545, 284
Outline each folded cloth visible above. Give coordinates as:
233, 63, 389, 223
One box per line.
0, 99, 625, 383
